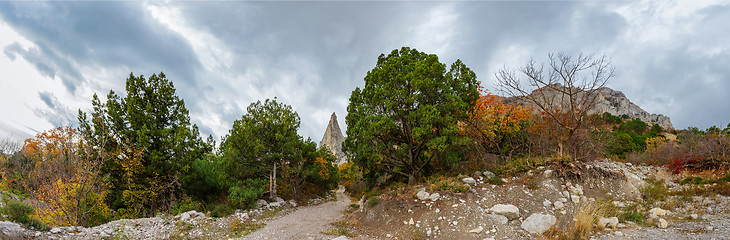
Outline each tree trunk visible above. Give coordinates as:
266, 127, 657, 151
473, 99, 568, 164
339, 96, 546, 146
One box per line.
271, 163, 277, 200
408, 172, 416, 185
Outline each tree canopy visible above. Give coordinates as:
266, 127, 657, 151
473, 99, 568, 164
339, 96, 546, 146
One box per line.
78, 72, 211, 214
343, 47, 480, 185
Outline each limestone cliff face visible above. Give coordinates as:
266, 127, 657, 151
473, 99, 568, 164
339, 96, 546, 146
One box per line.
590, 87, 674, 130
319, 112, 347, 165
511, 85, 674, 130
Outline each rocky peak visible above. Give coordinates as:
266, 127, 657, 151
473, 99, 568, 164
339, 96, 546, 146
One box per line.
591, 87, 674, 130
319, 112, 347, 165
512, 85, 674, 130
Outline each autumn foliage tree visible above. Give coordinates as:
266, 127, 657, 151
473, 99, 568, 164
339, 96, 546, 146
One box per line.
13, 127, 110, 227
497, 53, 614, 157
462, 89, 531, 159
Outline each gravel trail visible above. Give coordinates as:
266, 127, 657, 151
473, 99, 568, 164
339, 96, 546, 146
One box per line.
241, 187, 351, 240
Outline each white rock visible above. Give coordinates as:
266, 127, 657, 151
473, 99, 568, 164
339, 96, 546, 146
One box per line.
331, 236, 350, 240
0, 221, 26, 238
657, 218, 668, 228
553, 201, 565, 209
275, 197, 285, 203
484, 238, 495, 240
543, 200, 552, 207
417, 190, 430, 200
435, 208, 440, 213
558, 197, 568, 203
51, 227, 63, 234
462, 177, 477, 185
650, 207, 667, 216
521, 213, 557, 235
289, 200, 298, 207
483, 171, 496, 178
690, 214, 699, 219
598, 217, 619, 228
179, 212, 191, 221
614, 231, 623, 236
489, 204, 520, 220
256, 199, 268, 208
468, 226, 483, 233
543, 169, 553, 177
426, 228, 432, 236
474, 171, 482, 177
429, 193, 441, 201
487, 213, 509, 224
409, 218, 414, 225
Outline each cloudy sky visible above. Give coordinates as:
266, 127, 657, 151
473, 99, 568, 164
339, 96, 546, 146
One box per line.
1, 1, 729, 145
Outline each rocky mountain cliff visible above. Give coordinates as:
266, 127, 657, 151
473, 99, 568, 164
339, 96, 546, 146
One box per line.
319, 112, 347, 165
509, 84, 674, 130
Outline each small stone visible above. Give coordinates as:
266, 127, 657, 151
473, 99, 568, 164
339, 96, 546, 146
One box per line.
474, 171, 482, 177
487, 213, 509, 225
386, 233, 393, 238
543, 169, 553, 177
690, 214, 699, 219
483, 171, 495, 178
409, 218, 414, 225
417, 190, 430, 200
462, 177, 477, 185
614, 231, 623, 236
468, 226, 483, 233
429, 193, 441, 201
553, 201, 565, 209
289, 200, 298, 207
435, 208, 440, 213
559, 197, 568, 203
657, 218, 668, 228
51, 227, 63, 234
543, 200, 552, 207
331, 236, 350, 240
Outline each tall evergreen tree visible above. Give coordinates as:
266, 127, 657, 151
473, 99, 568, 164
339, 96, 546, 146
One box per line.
343, 47, 479, 185
78, 72, 210, 214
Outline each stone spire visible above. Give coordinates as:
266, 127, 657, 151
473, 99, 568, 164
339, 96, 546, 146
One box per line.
319, 112, 347, 165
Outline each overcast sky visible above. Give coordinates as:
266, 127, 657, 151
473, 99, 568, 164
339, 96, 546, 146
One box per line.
1, 1, 729, 145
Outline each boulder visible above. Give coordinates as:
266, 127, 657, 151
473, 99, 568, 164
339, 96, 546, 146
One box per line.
416, 190, 430, 200
657, 218, 668, 228
256, 199, 269, 208
51, 227, 63, 234
428, 193, 441, 201
0, 221, 27, 239
489, 204, 520, 220
462, 177, 477, 185
521, 213, 557, 235
649, 207, 667, 217
483, 171, 496, 178
474, 171, 482, 177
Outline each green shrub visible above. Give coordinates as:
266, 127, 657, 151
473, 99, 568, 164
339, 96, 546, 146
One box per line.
26, 218, 51, 231
620, 204, 645, 224
211, 204, 234, 218
640, 178, 669, 204
493, 156, 545, 175
227, 178, 266, 209
2, 201, 34, 224
367, 196, 379, 207
485, 176, 504, 185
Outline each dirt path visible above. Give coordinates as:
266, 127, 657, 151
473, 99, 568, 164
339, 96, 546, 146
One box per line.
241, 186, 352, 240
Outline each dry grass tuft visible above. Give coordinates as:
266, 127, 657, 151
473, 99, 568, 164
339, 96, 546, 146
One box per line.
569, 201, 609, 240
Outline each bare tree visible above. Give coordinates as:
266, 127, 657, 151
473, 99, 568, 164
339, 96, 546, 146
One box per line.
496, 53, 614, 157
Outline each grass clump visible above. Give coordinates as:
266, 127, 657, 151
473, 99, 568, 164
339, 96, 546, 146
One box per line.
493, 156, 545, 176
640, 178, 669, 205
229, 218, 264, 237
211, 204, 234, 218
426, 176, 469, 193
569, 201, 610, 239
367, 196, 379, 207
619, 204, 645, 225
322, 219, 353, 237
1, 200, 50, 231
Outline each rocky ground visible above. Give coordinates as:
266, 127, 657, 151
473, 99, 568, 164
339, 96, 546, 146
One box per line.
2, 160, 729, 240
